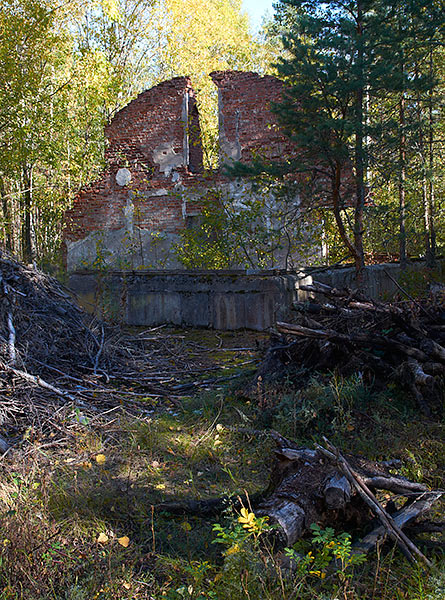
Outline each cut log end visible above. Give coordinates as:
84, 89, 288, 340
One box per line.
324, 474, 352, 509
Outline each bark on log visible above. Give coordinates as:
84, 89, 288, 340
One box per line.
258, 499, 306, 546
363, 475, 427, 495
353, 491, 443, 555
324, 474, 352, 509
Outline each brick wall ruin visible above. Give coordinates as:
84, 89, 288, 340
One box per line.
64, 71, 298, 271
210, 71, 295, 165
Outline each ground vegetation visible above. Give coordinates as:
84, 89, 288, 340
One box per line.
0, 254, 443, 599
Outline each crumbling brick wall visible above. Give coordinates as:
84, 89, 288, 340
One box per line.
64, 71, 296, 271
210, 70, 294, 164
65, 77, 201, 242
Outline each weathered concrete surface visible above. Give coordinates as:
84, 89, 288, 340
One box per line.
309, 260, 444, 300
68, 270, 305, 330
68, 261, 443, 330
65, 227, 183, 272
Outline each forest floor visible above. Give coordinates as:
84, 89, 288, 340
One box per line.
0, 326, 444, 600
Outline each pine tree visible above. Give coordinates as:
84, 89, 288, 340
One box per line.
235, 0, 441, 282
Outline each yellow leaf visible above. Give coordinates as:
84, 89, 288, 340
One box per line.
97, 532, 109, 544
225, 543, 240, 556
309, 569, 326, 579
118, 536, 130, 547
238, 508, 255, 530
155, 483, 166, 490
95, 454, 106, 465
181, 521, 192, 532
123, 582, 131, 590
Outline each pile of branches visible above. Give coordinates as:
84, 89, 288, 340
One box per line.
0, 252, 119, 444
263, 280, 445, 417
0, 253, 258, 450
0, 254, 110, 376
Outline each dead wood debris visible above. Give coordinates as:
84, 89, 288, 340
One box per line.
158, 432, 443, 564
258, 280, 445, 417
0, 253, 259, 449
256, 432, 443, 561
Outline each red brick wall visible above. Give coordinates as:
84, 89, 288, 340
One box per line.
64, 71, 296, 264
65, 77, 204, 243
210, 70, 295, 164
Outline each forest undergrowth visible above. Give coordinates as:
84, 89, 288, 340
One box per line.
0, 331, 443, 600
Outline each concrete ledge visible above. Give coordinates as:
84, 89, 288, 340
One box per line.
68, 261, 443, 330
68, 270, 305, 330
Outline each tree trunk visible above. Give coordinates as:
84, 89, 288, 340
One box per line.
331, 162, 364, 287
417, 94, 433, 267
399, 93, 407, 268
0, 176, 12, 252
426, 47, 436, 268
354, 0, 366, 285
21, 165, 35, 263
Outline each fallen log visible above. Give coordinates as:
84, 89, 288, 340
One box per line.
158, 433, 442, 564
298, 283, 368, 303
324, 474, 352, 509
157, 491, 265, 517
276, 322, 431, 363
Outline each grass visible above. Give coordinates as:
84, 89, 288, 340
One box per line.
0, 354, 443, 599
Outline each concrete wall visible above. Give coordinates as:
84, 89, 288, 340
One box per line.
68, 261, 442, 330
69, 269, 306, 330
308, 260, 444, 300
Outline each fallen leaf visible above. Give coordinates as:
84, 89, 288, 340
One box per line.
97, 532, 109, 544
118, 536, 130, 547
95, 454, 106, 465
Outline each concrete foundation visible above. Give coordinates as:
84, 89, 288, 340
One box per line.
68, 269, 309, 330
68, 261, 443, 330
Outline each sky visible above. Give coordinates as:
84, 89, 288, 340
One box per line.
242, 0, 275, 31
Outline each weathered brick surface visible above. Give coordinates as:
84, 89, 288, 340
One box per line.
64, 71, 298, 268
65, 77, 206, 243
210, 70, 295, 164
